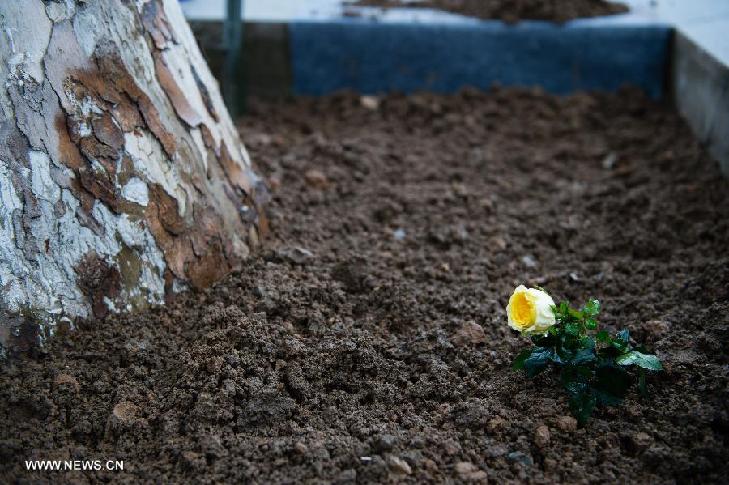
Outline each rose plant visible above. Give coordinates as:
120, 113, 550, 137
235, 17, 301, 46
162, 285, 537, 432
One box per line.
508, 286, 662, 424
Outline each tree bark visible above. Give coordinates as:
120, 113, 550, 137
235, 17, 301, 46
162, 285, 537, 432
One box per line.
0, 0, 267, 353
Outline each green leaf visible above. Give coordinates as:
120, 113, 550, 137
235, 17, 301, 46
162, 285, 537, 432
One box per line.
512, 348, 533, 370
596, 330, 611, 343
580, 336, 595, 349
531, 333, 556, 347
568, 308, 584, 320
565, 322, 580, 336
565, 383, 597, 425
549, 351, 564, 365
564, 380, 587, 398
585, 318, 597, 330
583, 299, 600, 317
611, 329, 630, 352
615, 329, 630, 344
594, 366, 632, 400
556, 301, 570, 321
616, 351, 663, 371
523, 347, 553, 377
574, 364, 593, 378
572, 347, 596, 365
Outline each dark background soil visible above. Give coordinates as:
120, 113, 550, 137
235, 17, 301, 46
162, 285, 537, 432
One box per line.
2, 88, 729, 483
348, 0, 628, 23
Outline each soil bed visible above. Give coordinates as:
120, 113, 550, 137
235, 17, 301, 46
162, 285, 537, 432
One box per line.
2, 88, 728, 483
348, 0, 628, 23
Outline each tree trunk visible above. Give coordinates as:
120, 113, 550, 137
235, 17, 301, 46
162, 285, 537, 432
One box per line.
0, 0, 267, 353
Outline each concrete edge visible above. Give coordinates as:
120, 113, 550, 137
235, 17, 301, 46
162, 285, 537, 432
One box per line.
671, 30, 729, 176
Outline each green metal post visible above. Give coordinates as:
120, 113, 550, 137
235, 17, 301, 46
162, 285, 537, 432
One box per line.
223, 0, 244, 116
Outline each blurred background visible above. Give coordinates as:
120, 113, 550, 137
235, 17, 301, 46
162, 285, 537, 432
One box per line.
179, 0, 728, 170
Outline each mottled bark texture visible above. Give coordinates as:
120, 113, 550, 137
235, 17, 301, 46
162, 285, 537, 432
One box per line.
0, 0, 267, 354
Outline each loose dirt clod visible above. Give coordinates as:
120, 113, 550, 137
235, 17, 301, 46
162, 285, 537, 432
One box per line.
626, 431, 654, 455
556, 415, 578, 433
111, 401, 138, 424
641, 320, 671, 342
535, 425, 551, 448
1, 88, 728, 482
304, 168, 329, 188
453, 321, 486, 346
487, 417, 507, 434
455, 461, 477, 476
53, 373, 80, 393
387, 455, 412, 475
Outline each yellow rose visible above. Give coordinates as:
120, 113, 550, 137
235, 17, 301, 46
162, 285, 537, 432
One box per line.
507, 285, 556, 334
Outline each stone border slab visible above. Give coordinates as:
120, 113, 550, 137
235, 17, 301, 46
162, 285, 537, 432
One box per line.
672, 30, 729, 175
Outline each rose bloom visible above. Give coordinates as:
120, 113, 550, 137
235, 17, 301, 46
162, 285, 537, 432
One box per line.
507, 285, 556, 334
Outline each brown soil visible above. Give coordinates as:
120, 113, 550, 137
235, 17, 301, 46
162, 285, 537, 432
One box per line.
348, 0, 628, 23
2, 88, 729, 483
